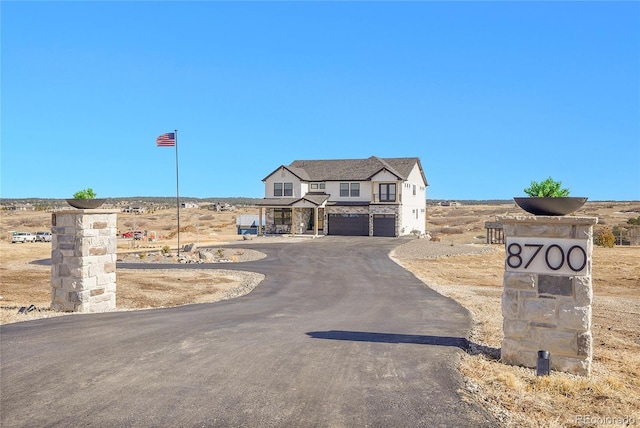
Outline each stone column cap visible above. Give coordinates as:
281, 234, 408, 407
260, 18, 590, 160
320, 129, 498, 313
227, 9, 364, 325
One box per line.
496, 215, 598, 225
54, 209, 120, 214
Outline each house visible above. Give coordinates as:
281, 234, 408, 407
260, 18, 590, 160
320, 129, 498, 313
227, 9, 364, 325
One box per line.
256, 156, 428, 237
121, 204, 146, 214
211, 202, 236, 212
6, 203, 35, 211
180, 202, 199, 209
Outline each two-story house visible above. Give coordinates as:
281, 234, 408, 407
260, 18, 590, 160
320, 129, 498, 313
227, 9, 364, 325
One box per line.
256, 156, 428, 237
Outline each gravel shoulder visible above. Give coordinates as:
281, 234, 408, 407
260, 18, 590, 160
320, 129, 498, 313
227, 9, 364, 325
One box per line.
118, 248, 267, 264
390, 238, 497, 260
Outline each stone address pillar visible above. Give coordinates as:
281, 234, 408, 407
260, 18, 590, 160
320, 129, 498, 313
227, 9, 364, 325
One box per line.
51, 209, 118, 312
497, 215, 598, 376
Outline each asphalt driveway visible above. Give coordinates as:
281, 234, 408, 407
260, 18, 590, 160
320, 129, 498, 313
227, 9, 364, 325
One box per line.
1, 236, 496, 427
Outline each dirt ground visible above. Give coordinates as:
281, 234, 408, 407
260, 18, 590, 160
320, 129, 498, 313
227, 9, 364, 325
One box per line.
0, 208, 260, 323
1, 202, 639, 427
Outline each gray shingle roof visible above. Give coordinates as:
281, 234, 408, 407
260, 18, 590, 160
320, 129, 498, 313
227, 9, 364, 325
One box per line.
301, 193, 329, 205
256, 193, 329, 207
254, 198, 297, 207
287, 156, 427, 185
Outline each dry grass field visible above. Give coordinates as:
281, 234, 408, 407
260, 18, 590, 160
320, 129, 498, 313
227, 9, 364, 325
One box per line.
1, 201, 639, 427
0, 206, 259, 324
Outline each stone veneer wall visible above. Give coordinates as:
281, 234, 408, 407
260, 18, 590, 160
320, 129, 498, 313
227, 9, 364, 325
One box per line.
369, 205, 400, 236
498, 215, 598, 376
293, 209, 313, 234
264, 208, 274, 231
263, 208, 314, 234
51, 210, 117, 312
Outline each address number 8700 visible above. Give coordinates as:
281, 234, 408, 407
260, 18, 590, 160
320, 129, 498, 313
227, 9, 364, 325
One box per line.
505, 238, 589, 275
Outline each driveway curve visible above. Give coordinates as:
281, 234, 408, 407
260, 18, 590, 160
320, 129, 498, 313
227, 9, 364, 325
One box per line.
1, 236, 496, 427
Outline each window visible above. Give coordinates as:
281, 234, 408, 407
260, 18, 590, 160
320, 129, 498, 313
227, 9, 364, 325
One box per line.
379, 183, 396, 202
350, 183, 360, 197
340, 183, 359, 197
310, 183, 325, 190
274, 182, 293, 197
340, 183, 349, 197
413, 185, 416, 196
274, 209, 291, 225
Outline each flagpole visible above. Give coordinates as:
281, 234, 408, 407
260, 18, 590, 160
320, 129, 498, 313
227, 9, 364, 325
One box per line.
175, 129, 180, 256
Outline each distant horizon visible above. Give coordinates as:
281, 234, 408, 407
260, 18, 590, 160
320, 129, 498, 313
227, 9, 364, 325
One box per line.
1, 196, 638, 204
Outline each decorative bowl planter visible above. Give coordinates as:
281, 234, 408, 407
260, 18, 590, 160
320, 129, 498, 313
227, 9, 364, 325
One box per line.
513, 197, 587, 216
66, 198, 106, 209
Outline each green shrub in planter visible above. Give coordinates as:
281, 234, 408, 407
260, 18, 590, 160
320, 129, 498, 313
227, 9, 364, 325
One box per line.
73, 188, 97, 200
523, 177, 570, 198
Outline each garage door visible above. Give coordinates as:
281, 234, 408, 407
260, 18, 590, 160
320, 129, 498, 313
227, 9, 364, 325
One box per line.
328, 214, 369, 236
373, 214, 396, 237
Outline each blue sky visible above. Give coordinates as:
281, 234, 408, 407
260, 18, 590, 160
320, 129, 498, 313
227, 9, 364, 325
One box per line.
2, 1, 639, 201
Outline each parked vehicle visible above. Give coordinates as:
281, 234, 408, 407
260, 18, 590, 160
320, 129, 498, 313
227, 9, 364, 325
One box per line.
35, 231, 52, 242
11, 232, 36, 243
122, 230, 144, 239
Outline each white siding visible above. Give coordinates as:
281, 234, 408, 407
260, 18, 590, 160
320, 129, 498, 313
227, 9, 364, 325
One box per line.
370, 170, 398, 182
400, 165, 427, 235
324, 181, 372, 202
370, 171, 401, 204
263, 167, 303, 198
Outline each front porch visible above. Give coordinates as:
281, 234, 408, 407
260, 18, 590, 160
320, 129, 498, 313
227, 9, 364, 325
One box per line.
255, 198, 327, 237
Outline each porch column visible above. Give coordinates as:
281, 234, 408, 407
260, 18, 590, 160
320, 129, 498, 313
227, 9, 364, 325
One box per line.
314, 207, 318, 236
291, 207, 296, 236
258, 207, 263, 236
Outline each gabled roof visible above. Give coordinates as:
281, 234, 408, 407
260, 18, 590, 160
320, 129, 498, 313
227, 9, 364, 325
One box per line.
255, 193, 330, 207
261, 165, 310, 182
255, 197, 297, 207
300, 193, 330, 206
275, 156, 428, 185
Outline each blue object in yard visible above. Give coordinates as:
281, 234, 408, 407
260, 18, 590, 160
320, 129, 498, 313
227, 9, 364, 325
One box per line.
238, 227, 258, 235
236, 215, 264, 235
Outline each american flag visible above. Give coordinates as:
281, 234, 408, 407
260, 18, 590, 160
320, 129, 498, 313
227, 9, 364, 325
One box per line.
156, 132, 176, 147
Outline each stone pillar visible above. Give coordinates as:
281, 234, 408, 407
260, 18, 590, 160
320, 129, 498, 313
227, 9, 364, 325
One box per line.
498, 215, 597, 376
50, 210, 118, 312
